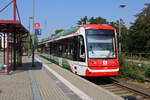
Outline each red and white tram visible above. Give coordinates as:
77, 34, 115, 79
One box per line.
39, 24, 119, 77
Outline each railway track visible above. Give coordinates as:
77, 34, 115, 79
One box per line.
85, 77, 150, 100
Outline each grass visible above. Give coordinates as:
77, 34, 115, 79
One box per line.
144, 64, 150, 78
118, 53, 145, 82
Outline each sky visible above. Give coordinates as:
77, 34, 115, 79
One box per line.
0, 0, 149, 40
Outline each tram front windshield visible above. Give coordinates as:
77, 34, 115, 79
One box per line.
86, 29, 116, 59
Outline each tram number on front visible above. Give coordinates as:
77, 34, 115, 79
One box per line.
103, 60, 108, 65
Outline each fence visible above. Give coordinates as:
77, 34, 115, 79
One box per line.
122, 52, 150, 65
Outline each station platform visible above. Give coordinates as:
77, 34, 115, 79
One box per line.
0, 55, 123, 100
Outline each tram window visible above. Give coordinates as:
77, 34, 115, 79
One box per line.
49, 43, 52, 55
51, 42, 56, 56
77, 36, 86, 62
48, 36, 85, 62
64, 38, 74, 60
72, 36, 78, 61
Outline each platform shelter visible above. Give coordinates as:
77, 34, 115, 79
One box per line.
0, 0, 29, 74
0, 20, 28, 74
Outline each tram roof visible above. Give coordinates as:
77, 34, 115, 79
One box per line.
40, 24, 115, 45
41, 26, 79, 43
0, 20, 28, 34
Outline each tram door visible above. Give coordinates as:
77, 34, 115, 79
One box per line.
77, 36, 86, 62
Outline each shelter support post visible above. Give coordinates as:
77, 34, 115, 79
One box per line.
7, 32, 9, 75
14, 33, 16, 70
4, 32, 5, 64
13, 0, 16, 21
11, 33, 13, 70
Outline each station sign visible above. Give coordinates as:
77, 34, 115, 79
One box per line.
35, 29, 41, 35
34, 23, 41, 35
34, 23, 40, 29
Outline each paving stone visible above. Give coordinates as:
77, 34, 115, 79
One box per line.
36, 55, 123, 100
0, 57, 33, 100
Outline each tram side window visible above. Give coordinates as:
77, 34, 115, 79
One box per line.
62, 38, 74, 60
50, 42, 56, 56
49, 43, 52, 55
72, 37, 78, 61
55, 42, 60, 57
48, 36, 85, 62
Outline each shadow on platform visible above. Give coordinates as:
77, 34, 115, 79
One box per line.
12, 61, 43, 74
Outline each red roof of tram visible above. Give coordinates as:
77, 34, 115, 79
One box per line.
0, 20, 28, 34
83, 24, 115, 30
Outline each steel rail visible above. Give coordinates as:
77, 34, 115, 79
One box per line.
108, 77, 150, 100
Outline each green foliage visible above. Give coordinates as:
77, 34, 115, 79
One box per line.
77, 4, 150, 54
77, 16, 108, 25
119, 53, 145, 82
77, 16, 128, 52
77, 16, 89, 25
23, 35, 38, 53
50, 34, 55, 37
55, 29, 64, 34
34, 36, 38, 49
49, 29, 65, 38
109, 19, 129, 52
145, 64, 150, 78
24, 42, 29, 52
128, 5, 150, 53
89, 16, 108, 24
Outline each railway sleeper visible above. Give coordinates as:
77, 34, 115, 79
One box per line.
101, 86, 117, 89
114, 90, 132, 94
107, 88, 123, 91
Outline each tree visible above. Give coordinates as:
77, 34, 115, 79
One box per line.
77, 16, 88, 25
55, 29, 64, 34
50, 34, 55, 37
24, 35, 38, 52
77, 16, 108, 25
109, 19, 128, 52
77, 16, 129, 51
89, 16, 108, 24
128, 4, 150, 53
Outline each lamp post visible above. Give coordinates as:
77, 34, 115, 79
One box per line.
28, 17, 33, 57
119, 4, 126, 52
32, 0, 35, 67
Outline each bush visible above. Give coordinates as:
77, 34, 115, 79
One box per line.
145, 64, 150, 78
118, 53, 145, 82
118, 53, 128, 77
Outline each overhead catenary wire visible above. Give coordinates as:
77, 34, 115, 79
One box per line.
16, 2, 21, 23
0, 0, 13, 13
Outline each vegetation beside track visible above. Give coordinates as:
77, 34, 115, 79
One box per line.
145, 65, 150, 78
118, 53, 150, 82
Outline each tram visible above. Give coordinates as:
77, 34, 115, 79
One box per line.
39, 24, 120, 76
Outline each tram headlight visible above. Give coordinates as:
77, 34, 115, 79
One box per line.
88, 61, 97, 65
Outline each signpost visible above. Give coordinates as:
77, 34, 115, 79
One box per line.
34, 23, 41, 35
32, 23, 41, 67
34, 23, 40, 29
35, 29, 41, 35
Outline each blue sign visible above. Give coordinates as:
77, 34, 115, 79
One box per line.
35, 29, 41, 35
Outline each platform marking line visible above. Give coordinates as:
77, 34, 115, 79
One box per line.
29, 70, 42, 100
45, 68, 81, 100
35, 57, 92, 100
